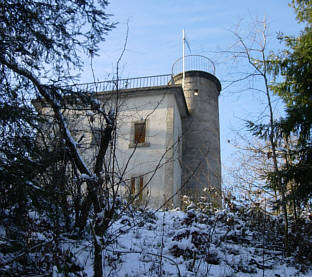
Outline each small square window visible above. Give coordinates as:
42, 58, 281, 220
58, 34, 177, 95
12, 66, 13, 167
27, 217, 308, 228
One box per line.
134, 122, 146, 144
129, 120, 150, 148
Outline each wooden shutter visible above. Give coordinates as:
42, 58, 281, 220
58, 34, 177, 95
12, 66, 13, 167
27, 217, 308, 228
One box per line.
134, 122, 146, 144
130, 177, 135, 195
139, 176, 144, 200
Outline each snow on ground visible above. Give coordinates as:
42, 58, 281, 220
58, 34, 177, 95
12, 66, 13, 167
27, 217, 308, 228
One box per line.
70, 207, 312, 277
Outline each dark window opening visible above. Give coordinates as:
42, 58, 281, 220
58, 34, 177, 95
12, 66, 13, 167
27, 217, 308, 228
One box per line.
134, 122, 146, 144
91, 128, 102, 146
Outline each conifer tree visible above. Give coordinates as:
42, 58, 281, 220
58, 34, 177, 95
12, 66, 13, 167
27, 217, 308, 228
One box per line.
0, 1, 114, 274
269, 0, 312, 210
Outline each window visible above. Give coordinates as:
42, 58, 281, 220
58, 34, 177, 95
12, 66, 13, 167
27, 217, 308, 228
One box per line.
130, 176, 144, 201
129, 120, 150, 148
134, 122, 146, 144
90, 127, 101, 146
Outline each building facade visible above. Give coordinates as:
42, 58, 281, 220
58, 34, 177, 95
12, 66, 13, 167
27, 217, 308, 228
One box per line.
36, 55, 222, 209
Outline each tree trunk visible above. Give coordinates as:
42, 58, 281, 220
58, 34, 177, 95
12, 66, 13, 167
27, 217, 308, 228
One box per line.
93, 235, 103, 277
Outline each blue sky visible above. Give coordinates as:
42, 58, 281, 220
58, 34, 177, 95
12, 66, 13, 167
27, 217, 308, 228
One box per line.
81, 0, 302, 183
84, 0, 300, 80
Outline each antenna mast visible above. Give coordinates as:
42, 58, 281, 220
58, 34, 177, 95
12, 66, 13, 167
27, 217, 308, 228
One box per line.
182, 29, 185, 89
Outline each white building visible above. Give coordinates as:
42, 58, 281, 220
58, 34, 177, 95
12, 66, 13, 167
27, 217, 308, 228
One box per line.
36, 55, 222, 209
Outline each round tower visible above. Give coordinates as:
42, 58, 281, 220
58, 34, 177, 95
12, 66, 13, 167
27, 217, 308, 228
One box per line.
172, 55, 222, 207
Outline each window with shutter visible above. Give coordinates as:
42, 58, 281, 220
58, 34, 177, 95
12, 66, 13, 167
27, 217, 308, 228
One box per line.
129, 176, 144, 201
134, 122, 145, 144
129, 120, 150, 148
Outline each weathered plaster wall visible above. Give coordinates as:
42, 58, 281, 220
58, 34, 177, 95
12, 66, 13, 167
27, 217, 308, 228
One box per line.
113, 89, 185, 208
116, 92, 169, 208
55, 87, 186, 209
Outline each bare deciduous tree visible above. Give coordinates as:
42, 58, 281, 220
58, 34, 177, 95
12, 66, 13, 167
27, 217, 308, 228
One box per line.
221, 17, 289, 250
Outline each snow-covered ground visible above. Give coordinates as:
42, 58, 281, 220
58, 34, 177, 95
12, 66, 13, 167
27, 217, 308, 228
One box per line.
61, 206, 312, 276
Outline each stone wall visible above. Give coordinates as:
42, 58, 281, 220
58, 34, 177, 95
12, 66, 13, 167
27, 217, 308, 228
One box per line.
174, 71, 222, 207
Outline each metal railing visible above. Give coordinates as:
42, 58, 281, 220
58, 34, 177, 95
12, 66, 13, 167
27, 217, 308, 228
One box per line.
171, 55, 215, 76
70, 55, 215, 93
71, 74, 174, 93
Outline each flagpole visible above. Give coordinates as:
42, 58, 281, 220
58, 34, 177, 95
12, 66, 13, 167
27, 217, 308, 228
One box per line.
182, 29, 185, 89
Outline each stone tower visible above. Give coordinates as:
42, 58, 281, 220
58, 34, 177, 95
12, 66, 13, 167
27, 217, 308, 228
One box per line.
172, 56, 222, 206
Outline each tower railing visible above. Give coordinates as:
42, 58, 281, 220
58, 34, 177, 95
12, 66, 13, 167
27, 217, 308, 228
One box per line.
71, 74, 174, 93
70, 55, 215, 93
171, 55, 215, 76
